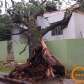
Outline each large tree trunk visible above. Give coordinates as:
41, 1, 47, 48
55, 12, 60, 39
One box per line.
8, 37, 65, 81
7, 16, 66, 81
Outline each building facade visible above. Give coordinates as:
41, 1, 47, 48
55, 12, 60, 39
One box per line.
37, 11, 84, 41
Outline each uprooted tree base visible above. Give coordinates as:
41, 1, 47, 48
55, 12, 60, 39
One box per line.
8, 41, 65, 81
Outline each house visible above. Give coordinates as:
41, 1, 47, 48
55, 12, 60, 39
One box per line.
36, 11, 84, 41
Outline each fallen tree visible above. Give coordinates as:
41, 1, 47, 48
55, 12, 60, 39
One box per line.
8, 39, 66, 81
2, 0, 79, 82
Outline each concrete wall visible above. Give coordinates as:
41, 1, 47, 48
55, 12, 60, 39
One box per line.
12, 41, 29, 63
63, 13, 76, 39
46, 39, 84, 70
74, 12, 84, 38
0, 39, 84, 70
0, 41, 28, 63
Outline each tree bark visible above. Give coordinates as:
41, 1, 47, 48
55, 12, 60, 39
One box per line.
9, 38, 65, 80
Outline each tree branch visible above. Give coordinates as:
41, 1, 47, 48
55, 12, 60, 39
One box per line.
40, 0, 47, 5
19, 44, 28, 55
41, 10, 72, 36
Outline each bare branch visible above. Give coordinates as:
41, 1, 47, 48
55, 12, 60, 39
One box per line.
41, 11, 72, 36
19, 44, 28, 55
40, 0, 47, 5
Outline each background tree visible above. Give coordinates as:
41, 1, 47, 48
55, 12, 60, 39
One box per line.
0, 14, 14, 62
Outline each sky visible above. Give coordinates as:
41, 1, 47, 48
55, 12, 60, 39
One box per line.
0, 0, 76, 14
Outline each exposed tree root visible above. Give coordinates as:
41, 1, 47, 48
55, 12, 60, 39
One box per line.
8, 40, 65, 81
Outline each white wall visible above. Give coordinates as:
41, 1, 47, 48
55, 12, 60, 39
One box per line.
74, 12, 84, 38
63, 13, 76, 39
37, 11, 77, 40
44, 12, 65, 40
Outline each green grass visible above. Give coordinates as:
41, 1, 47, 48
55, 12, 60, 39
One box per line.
0, 66, 12, 72
0, 63, 13, 72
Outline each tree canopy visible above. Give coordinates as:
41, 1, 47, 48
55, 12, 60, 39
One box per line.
0, 0, 81, 41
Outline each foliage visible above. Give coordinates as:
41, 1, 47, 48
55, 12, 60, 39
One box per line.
79, 0, 84, 11
0, 15, 12, 41
0, 0, 73, 41
0, 15, 11, 29
7, 0, 57, 23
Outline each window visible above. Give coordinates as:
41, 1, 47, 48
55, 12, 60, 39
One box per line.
51, 26, 63, 36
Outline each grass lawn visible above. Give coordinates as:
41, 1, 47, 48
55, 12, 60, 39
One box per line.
0, 62, 14, 72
